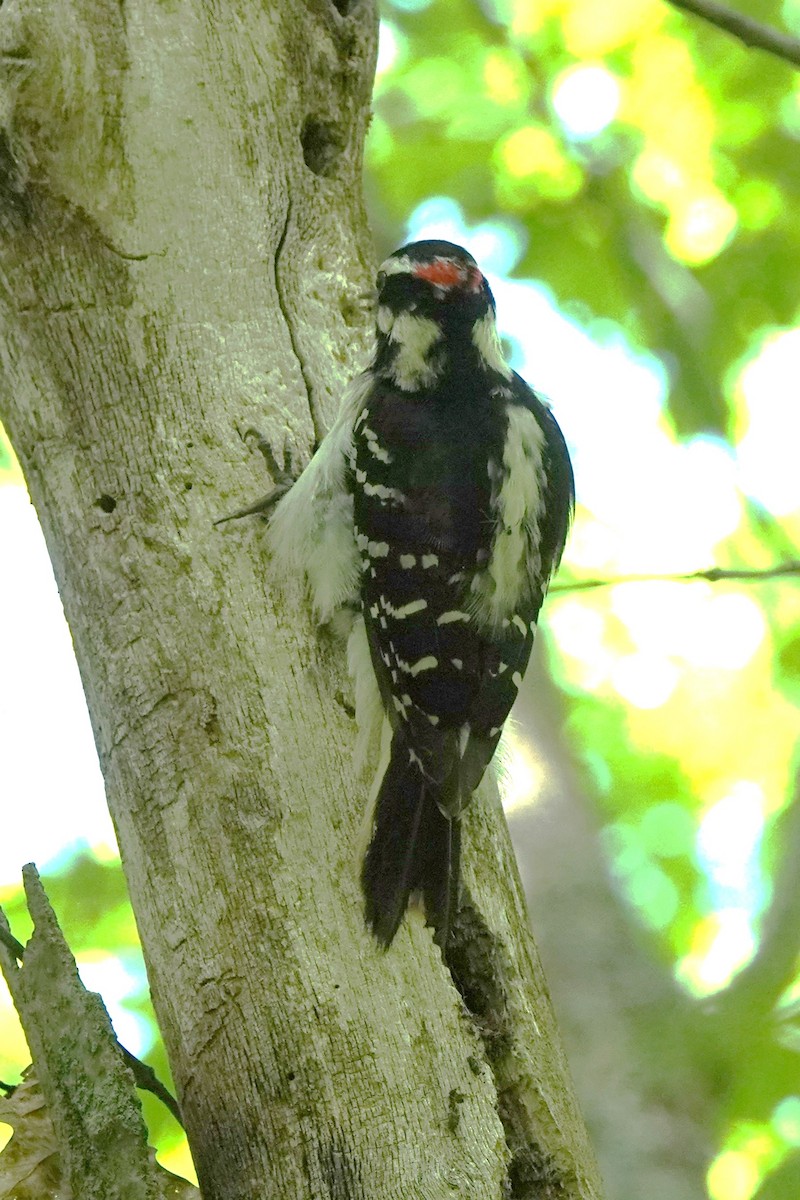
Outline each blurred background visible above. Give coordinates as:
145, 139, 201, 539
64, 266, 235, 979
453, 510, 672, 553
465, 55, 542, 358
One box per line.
1, 0, 799, 1196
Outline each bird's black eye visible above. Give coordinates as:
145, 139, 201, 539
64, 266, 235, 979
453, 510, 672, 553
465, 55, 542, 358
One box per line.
376, 270, 387, 290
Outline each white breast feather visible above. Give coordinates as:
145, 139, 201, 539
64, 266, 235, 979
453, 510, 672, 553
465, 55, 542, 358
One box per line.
388, 312, 442, 391
267, 370, 373, 622
471, 404, 547, 628
471, 312, 512, 379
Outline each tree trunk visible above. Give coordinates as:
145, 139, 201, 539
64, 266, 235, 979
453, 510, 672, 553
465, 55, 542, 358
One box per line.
0, 2, 602, 1196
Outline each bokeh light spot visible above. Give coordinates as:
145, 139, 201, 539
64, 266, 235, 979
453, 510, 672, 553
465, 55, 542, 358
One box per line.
697, 783, 764, 900
386, 0, 434, 11
483, 50, 526, 106
735, 326, 800, 515
552, 65, 621, 139
666, 192, 738, 265
626, 859, 679, 930
561, 0, 663, 56
678, 909, 756, 995
500, 125, 565, 178
611, 652, 679, 709
735, 178, 782, 231
498, 728, 546, 815
497, 126, 583, 199
773, 1096, 800, 1146
707, 1150, 760, 1200
376, 22, 402, 78
403, 58, 464, 119
639, 802, 695, 858
602, 824, 679, 930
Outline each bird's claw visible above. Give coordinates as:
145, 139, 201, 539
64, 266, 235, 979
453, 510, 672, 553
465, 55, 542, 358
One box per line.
215, 429, 299, 526
242, 428, 297, 489
213, 483, 292, 526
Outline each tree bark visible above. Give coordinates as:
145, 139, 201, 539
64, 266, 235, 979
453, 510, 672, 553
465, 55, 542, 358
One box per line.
0, 1, 602, 1196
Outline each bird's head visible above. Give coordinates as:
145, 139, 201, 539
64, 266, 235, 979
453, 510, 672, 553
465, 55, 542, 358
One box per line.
372, 240, 510, 391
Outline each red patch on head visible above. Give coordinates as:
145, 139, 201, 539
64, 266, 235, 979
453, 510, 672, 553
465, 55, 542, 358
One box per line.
466, 265, 484, 292
413, 259, 467, 289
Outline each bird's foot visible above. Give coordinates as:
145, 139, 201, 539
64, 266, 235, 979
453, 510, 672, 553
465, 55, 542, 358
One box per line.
215, 429, 299, 526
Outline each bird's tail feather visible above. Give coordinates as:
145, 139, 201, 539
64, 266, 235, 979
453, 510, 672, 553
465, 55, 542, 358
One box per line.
362, 738, 460, 949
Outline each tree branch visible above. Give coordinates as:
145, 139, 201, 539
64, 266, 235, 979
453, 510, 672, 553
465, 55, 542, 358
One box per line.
0, 923, 25, 961
0, 896, 181, 1125
665, 0, 800, 70
0, 866, 185, 1197
551, 560, 800, 593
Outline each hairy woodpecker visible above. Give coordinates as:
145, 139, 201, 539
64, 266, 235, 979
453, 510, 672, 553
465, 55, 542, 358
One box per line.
267, 239, 574, 949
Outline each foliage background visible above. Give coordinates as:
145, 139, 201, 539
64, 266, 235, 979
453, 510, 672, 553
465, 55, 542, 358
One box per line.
1, 1, 799, 1196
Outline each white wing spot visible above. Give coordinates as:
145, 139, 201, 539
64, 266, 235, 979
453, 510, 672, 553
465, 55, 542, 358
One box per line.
512, 614, 527, 636
512, 671, 523, 688
409, 655, 438, 676
399, 554, 417, 569
386, 598, 428, 619
451, 658, 463, 670
437, 610, 470, 625
363, 481, 405, 503
368, 541, 389, 558
421, 554, 439, 569
363, 425, 392, 464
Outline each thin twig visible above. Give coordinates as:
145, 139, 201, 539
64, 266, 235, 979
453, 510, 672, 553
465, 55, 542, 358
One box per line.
0, 915, 182, 1125
551, 560, 800, 593
666, 0, 800, 69
119, 1046, 182, 1125
0, 923, 25, 962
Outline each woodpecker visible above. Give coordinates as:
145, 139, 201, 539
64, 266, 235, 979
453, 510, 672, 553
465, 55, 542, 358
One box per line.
267, 240, 574, 950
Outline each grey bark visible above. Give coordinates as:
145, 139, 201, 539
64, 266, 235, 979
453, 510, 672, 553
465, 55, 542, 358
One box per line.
0, 1, 602, 1197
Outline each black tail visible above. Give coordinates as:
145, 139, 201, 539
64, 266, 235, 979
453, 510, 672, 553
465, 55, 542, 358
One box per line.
362, 739, 461, 949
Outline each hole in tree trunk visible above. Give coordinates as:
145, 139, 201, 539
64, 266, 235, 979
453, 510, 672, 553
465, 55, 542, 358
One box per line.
300, 116, 344, 177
